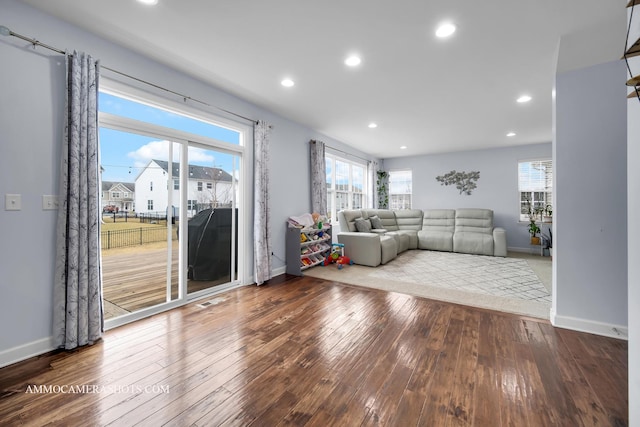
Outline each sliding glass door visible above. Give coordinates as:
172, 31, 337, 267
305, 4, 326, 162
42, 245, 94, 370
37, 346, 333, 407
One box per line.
185, 144, 240, 297
98, 87, 245, 324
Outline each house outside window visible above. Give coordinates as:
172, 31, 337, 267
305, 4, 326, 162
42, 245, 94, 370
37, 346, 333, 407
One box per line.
389, 170, 412, 209
518, 159, 553, 221
147, 200, 153, 210
325, 154, 367, 223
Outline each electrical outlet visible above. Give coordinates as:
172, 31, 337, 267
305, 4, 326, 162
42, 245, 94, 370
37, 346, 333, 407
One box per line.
42, 195, 59, 210
5, 194, 21, 211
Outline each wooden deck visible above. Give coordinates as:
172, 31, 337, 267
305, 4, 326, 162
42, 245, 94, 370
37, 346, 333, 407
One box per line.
102, 243, 229, 319
0, 275, 628, 425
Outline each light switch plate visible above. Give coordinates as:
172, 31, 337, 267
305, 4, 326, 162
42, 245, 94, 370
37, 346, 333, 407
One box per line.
5, 194, 21, 211
42, 195, 59, 210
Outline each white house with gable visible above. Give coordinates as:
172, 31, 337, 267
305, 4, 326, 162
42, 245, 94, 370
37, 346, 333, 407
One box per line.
135, 159, 234, 217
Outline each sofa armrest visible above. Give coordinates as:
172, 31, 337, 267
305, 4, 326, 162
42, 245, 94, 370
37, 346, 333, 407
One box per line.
337, 232, 382, 267
493, 227, 507, 257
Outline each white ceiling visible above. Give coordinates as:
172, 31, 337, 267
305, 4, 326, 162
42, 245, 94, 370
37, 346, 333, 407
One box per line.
21, 0, 626, 158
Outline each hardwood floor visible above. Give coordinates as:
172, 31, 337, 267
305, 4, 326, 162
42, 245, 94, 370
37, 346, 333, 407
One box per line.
0, 275, 628, 426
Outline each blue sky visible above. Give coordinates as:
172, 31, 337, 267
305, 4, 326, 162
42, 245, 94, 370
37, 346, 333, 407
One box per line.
99, 92, 240, 182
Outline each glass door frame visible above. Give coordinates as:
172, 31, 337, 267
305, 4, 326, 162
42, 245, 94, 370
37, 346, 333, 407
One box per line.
99, 85, 249, 330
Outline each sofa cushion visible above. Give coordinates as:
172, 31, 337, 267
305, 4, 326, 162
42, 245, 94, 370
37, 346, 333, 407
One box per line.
422, 209, 456, 232
418, 230, 454, 252
369, 215, 384, 229
395, 229, 419, 249
454, 232, 494, 256
354, 218, 372, 233
418, 209, 455, 251
339, 209, 365, 232
394, 209, 424, 230
453, 208, 495, 255
363, 209, 399, 231
385, 231, 411, 253
454, 208, 493, 234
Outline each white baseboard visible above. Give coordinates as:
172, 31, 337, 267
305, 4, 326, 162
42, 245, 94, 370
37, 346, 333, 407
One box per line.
272, 266, 286, 277
0, 336, 56, 369
551, 310, 628, 340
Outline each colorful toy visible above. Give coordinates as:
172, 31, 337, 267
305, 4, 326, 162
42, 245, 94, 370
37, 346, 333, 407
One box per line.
323, 243, 353, 269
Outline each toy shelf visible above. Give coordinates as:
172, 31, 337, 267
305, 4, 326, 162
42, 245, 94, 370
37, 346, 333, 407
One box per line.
285, 223, 332, 276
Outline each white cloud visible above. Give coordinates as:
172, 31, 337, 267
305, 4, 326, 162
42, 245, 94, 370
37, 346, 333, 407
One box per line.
128, 140, 215, 167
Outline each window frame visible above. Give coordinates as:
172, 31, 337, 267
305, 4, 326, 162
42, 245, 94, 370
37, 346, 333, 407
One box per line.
518, 158, 553, 222
325, 152, 368, 223
388, 169, 412, 210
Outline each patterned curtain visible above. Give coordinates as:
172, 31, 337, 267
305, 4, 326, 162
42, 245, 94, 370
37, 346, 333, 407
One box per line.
369, 161, 377, 208
309, 140, 327, 215
53, 51, 103, 350
254, 120, 272, 285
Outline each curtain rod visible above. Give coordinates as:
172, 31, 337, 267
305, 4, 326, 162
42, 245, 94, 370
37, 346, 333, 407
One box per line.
315, 141, 371, 164
0, 25, 265, 126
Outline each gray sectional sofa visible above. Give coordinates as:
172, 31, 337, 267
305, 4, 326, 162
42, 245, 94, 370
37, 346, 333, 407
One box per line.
337, 208, 507, 267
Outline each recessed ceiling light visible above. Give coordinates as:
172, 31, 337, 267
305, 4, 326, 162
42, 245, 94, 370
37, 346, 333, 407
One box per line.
435, 22, 456, 38
507, 132, 516, 137
345, 56, 361, 67
368, 123, 378, 129
137, 0, 158, 5
517, 95, 532, 103
281, 78, 295, 87
400, 145, 407, 150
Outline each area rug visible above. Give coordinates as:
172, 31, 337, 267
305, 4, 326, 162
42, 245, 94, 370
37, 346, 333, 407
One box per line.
304, 250, 551, 319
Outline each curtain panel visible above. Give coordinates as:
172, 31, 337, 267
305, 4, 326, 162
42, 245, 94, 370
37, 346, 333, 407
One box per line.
369, 161, 378, 209
309, 139, 327, 215
253, 121, 272, 285
53, 51, 103, 350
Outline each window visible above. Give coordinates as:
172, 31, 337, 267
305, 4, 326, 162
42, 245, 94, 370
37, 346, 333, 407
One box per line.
197, 182, 203, 191
325, 154, 368, 222
207, 182, 213, 190
112, 192, 120, 199
389, 170, 412, 209
187, 199, 197, 210
173, 180, 179, 190
150, 181, 153, 191
518, 159, 552, 221
147, 200, 153, 210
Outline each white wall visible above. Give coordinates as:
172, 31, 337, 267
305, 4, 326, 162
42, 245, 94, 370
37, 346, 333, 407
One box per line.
628, 88, 639, 427
383, 143, 552, 250
0, 0, 376, 366
627, 18, 640, 424
553, 59, 628, 338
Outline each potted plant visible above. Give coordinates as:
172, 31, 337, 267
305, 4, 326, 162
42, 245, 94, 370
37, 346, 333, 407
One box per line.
376, 170, 389, 209
525, 197, 542, 245
528, 220, 541, 245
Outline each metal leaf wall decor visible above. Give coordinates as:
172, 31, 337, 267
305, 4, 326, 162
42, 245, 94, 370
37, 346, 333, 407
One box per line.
436, 170, 480, 195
